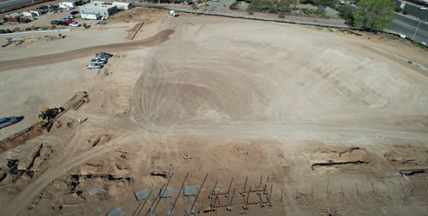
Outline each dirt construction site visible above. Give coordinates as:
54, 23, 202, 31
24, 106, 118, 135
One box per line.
1, 7, 428, 216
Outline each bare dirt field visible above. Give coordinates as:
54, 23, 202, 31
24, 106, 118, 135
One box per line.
1, 8, 428, 216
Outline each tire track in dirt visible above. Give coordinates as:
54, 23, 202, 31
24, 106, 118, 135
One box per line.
0, 29, 175, 72
1, 131, 137, 216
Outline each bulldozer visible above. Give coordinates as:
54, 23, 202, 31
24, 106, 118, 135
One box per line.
38, 107, 65, 123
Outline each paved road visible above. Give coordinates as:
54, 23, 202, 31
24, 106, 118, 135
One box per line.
0, 0, 33, 12
395, 1, 428, 21
392, 13, 428, 43
342, 3, 428, 43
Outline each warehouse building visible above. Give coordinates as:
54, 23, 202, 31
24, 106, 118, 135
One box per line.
79, 2, 118, 19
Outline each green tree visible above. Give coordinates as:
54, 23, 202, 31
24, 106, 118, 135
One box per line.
353, 0, 395, 31
337, 5, 354, 24
277, 0, 294, 12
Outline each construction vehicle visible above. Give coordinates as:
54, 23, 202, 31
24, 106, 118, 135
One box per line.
38, 107, 65, 123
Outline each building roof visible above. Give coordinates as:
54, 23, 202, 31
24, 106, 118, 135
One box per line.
112, 2, 131, 5
80, 2, 116, 10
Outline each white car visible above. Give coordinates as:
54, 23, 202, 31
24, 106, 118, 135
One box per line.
169, 10, 178, 17
87, 64, 103, 70
419, 6, 427, 10
69, 22, 80, 27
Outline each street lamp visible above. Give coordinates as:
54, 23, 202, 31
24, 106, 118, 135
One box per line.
412, 18, 427, 40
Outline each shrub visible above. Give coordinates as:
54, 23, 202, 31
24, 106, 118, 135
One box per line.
229, 2, 239, 10
403, 10, 409, 15
278, 12, 285, 18
394, 6, 400, 12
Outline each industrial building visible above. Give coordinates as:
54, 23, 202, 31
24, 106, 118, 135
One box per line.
79, 1, 118, 19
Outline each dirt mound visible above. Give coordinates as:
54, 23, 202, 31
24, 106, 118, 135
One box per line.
303, 145, 370, 170
0, 123, 44, 154
3, 144, 53, 185
87, 134, 112, 147
0, 92, 90, 154
0, 29, 174, 72
110, 8, 164, 23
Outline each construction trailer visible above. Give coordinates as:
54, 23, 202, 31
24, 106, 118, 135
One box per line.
59, 2, 75, 9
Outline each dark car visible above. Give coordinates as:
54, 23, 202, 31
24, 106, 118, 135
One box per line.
0, 116, 18, 129
70, 10, 79, 15
75, 0, 86, 6
96, 52, 113, 58
57, 21, 69, 26
50, 20, 60, 25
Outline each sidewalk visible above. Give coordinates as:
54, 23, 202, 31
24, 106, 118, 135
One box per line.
140, 3, 348, 28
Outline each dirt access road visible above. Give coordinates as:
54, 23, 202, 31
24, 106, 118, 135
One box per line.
1, 10, 428, 216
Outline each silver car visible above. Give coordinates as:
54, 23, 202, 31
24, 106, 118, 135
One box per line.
87, 64, 103, 70
90, 59, 107, 65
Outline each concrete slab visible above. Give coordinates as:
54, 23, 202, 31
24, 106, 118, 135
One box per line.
134, 189, 149, 201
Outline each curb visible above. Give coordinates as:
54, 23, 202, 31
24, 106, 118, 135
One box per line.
168, 7, 349, 28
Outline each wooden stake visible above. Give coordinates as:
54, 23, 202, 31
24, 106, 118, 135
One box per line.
355, 182, 358, 195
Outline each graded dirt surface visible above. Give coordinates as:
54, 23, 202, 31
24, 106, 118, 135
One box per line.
1, 8, 428, 216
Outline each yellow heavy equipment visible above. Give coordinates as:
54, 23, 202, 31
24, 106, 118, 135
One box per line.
38, 107, 65, 123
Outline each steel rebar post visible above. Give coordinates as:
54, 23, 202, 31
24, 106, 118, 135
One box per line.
257, 175, 263, 195
136, 190, 152, 216
264, 175, 270, 195
243, 186, 251, 210
240, 176, 248, 196
152, 172, 174, 214
145, 184, 164, 216
209, 179, 219, 199
189, 173, 208, 215
225, 177, 234, 198
226, 188, 236, 211
170, 172, 189, 213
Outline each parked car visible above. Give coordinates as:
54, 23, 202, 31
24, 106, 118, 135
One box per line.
91, 59, 107, 65
69, 22, 80, 27
96, 52, 113, 58
75, 0, 86, 6
50, 8, 62, 13
420, 6, 427, 10
60, 17, 69, 22
169, 10, 178, 17
0, 116, 18, 129
58, 21, 68, 26
87, 64, 103, 69
50, 20, 60, 25
95, 56, 108, 61
70, 10, 79, 15
64, 20, 74, 24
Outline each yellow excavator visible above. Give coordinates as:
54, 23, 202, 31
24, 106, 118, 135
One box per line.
38, 107, 65, 123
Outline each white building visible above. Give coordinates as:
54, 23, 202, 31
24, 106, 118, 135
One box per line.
80, 2, 118, 19
112, 2, 133, 10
